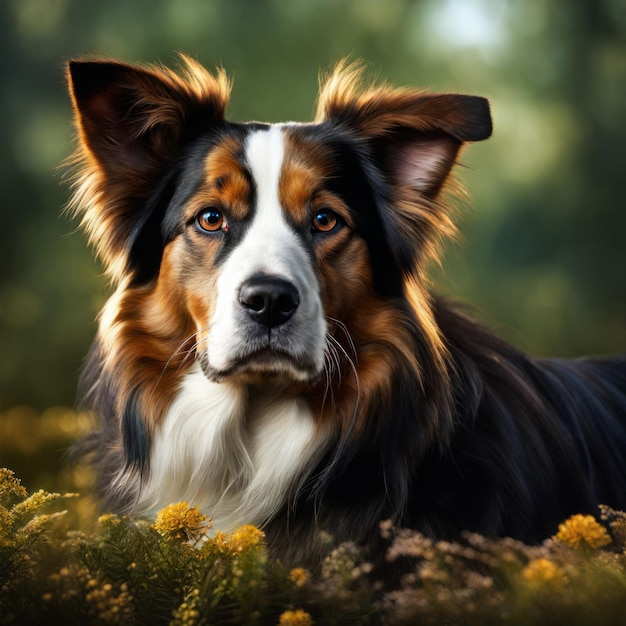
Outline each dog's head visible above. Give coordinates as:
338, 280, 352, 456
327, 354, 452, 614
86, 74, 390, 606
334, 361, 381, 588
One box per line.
67, 57, 491, 390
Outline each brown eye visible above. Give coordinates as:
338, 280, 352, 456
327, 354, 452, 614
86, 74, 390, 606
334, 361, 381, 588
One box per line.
196, 209, 225, 233
312, 209, 339, 233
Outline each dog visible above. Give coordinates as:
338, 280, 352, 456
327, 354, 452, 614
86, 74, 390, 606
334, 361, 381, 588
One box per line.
66, 56, 626, 566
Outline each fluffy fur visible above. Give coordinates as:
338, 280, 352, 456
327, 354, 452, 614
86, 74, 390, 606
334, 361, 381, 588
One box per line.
66, 56, 626, 566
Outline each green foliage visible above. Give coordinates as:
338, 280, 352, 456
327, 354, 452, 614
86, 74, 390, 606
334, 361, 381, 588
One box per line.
0, 0, 625, 411
2, 468, 626, 626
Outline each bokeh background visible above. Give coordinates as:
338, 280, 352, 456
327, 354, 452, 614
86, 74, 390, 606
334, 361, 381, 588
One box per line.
1, 0, 625, 490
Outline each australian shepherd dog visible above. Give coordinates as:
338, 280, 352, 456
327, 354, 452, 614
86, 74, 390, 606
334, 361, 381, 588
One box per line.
66, 56, 626, 565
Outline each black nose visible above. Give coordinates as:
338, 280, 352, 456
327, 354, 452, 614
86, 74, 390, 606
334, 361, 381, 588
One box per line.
239, 276, 300, 328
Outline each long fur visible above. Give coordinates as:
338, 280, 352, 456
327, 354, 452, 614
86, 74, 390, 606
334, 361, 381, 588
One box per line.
66, 56, 626, 566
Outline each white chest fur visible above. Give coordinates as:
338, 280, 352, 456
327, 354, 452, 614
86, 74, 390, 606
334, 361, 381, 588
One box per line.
135, 365, 329, 531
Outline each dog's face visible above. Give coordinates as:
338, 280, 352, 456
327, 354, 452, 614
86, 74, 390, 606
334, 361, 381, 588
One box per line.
166, 124, 347, 384
67, 57, 491, 392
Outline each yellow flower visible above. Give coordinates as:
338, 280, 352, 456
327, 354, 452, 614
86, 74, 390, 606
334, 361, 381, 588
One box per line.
522, 558, 567, 591
290, 567, 309, 587
153, 502, 209, 541
0, 468, 27, 500
85, 577, 133, 623
11, 489, 61, 522
0, 506, 14, 547
278, 609, 314, 626
171, 588, 201, 626
15, 512, 67, 542
555, 514, 611, 550
228, 524, 265, 552
98, 513, 121, 527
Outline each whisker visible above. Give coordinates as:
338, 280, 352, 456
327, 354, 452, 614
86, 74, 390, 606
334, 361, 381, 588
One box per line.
320, 337, 338, 414
151, 327, 210, 393
323, 316, 361, 410
177, 338, 206, 371
327, 333, 360, 400
327, 316, 358, 362
327, 336, 342, 383
310, 323, 362, 499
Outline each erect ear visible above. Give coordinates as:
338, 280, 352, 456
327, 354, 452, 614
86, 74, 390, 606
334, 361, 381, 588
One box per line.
377, 95, 491, 198
66, 56, 231, 281
68, 56, 230, 181
315, 62, 492, 275
316, 63, 491, 198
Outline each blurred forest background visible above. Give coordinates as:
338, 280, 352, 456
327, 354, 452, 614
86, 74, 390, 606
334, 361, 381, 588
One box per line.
0, 0, 624, 487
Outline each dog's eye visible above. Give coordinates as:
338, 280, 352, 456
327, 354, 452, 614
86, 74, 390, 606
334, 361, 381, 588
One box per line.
196, 209, 226, 233
312, 210, 340, 233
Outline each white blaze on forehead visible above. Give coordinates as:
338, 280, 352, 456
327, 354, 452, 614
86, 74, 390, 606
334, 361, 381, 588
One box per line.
240, 125, 301, 273
246, 125, 285, 218
204, 124, 327, 377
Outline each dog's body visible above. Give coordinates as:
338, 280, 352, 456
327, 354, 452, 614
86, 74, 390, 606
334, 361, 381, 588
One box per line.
67, 57, 626, 565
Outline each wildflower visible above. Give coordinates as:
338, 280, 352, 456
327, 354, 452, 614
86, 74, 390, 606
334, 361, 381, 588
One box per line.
599, 504, 626, 548
228, 524, 265, 552
171, 588, 201, 626
85, 578, 133, 623
278, 609, 314, 626
0, 468, 27, 500
609, 518, 626, 547
0, 506, 12, 547
15, 512, 68, 543
290, 567, 309, 587
98, 513, 121, 527
197, 530, 229, 560
11, 489, 62, 523
321, 542, 362, 581
522, 558, 568, 591
555, 514, 611, 550
153, 502, 209, 541
386, 528, 435, 562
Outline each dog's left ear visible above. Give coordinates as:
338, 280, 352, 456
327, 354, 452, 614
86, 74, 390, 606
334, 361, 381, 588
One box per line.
316, 63, 492, 274
316, 63, 491, 198
372, 95, 491, 199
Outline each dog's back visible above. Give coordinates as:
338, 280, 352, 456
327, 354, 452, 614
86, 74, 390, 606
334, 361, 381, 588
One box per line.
417, 304, 626, 541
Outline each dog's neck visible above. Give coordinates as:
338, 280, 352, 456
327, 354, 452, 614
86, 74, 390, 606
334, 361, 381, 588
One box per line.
131, 364, 331, 531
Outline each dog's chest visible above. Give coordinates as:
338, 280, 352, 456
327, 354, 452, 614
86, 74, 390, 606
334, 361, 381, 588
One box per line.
135, 366, 328, 531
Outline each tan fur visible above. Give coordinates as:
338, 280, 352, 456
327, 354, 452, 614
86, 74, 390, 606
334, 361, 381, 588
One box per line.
65, 55, 231, 282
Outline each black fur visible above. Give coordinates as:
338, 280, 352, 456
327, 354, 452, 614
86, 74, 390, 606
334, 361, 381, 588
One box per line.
325, 135, 406, 297
121, 389, 151, 476
264, 302, 626, 565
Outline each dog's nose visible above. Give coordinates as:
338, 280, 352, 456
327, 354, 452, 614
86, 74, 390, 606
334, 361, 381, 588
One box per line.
239, 276, 300, 328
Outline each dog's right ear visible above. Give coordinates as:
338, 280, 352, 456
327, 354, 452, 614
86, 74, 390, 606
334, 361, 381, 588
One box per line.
66, 57, 231, 281
67, 57, 230, 182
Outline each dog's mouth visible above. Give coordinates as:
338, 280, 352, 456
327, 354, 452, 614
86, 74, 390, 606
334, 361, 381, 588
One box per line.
199, 346, 319, 384
233, 347, 314, 376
